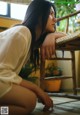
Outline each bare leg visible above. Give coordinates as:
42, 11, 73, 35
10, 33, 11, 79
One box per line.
0, 84, 37, 115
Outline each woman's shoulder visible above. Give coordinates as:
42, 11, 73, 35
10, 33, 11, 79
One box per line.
14, 25, 29, 32
13, 25, 32, 39
1, 25, 30, 36
11, 25, 31, 35
0, 25, 32, 44
0, 25, 32, 40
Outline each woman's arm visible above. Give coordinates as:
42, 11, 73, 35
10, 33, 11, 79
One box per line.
53, 31, 67, 39
40, 32, 66, 60
20, 79, 53, 111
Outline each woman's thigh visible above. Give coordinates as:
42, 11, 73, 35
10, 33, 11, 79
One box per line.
0, 84, 37, 112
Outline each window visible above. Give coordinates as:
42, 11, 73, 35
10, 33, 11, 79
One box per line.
11, 3, 28, 20
0, 1, 10, 17
0, 1, 28, 20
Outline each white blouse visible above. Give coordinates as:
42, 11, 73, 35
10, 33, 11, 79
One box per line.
0, 25, 32, 97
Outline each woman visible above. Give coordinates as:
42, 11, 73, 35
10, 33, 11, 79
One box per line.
0, 0, 66, 114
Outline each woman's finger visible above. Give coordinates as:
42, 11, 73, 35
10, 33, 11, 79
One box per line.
43, 106, 54, 112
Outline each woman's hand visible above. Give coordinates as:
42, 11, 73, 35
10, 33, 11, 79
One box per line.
43, 94, 53, 112
38, 91, 53, 112
40, 32, 66, 60
40, 33, 56, 60
20, 79, 53, 112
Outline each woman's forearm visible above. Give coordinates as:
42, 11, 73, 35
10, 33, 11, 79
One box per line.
20, 79, 44, 98
20, 79, 53, 110
20, 79, 39, 93
54, 31, 67, 39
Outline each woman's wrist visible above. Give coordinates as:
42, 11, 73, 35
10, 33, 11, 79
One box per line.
54, 31, 67, 39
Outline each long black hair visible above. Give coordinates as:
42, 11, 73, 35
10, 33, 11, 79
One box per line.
22, 0, 56, 68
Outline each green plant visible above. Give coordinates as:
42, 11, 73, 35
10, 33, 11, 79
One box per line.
19, 62, 39, 84
45, 63, 62, 77
49, 0, 80, 32
27, 76, 39, 84
19, 62, 34, 79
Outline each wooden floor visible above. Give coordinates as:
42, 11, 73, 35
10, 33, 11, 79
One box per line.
31, 94, 80, 115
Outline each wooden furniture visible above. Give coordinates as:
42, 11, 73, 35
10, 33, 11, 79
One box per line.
40, 31, 80, 99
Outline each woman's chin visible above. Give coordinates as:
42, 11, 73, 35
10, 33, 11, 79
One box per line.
49, 29, 55, 33
46, 28, 56, 33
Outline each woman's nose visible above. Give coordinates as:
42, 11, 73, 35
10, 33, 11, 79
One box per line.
53, 17, 57, 23
56, 18, 60, 22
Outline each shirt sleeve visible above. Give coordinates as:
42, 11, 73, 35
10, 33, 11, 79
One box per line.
0, 26, 32, 84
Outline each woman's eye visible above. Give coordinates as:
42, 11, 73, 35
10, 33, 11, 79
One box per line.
50, 12, 54, 17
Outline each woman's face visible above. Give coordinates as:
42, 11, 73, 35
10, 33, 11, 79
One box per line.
45, 6, 56, 32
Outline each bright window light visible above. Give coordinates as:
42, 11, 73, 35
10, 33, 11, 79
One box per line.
0, 1, 28, 20
0, 1, 7, 15
11, 3, 28, 20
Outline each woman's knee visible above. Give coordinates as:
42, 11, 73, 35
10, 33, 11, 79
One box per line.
24, 91, 37, 113
0, 84, 37, 114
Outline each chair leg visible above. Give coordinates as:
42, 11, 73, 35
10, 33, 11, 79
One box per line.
71, 51, 77, 95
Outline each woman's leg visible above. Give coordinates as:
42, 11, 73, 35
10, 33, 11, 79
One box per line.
0, 84, 37, 115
